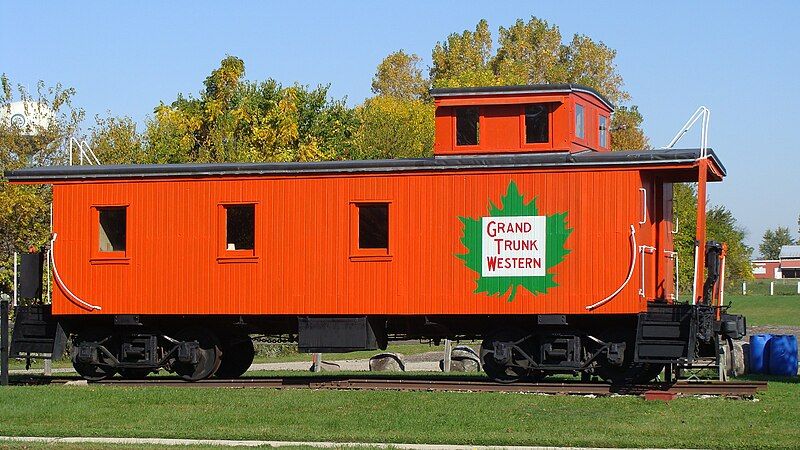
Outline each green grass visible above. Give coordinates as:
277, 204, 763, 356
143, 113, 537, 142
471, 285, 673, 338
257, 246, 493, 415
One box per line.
728, 279, 800, 296
0, 442, 365, 450
7, 342, 453, 372
253, 343, 448, 364
0, 377, 798, 449
726, 294, 800, 327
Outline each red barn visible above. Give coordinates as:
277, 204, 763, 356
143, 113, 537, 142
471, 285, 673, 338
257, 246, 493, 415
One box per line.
7, 84, 744, 382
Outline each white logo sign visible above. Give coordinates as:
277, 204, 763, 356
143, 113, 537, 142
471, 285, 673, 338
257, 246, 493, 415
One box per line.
481, 216, 546, 277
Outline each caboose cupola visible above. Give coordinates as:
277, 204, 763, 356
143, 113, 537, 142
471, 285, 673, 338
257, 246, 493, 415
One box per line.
430, 84, 614, 156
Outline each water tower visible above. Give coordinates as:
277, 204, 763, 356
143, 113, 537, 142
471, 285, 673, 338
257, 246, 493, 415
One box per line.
0, 101, 54, 136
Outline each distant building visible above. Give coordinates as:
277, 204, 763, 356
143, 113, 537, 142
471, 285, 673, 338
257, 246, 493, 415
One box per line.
752, 245, 800, 279
752, 259, 781, 279
779, 245, 800, 278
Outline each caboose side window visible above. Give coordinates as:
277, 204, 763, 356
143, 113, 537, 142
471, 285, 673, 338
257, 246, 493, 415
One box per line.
524, 104, 549, 144
350, 201, 392, 261
575, 103, 585, 139
225, 204, 255, 251
358, 204, 388, 249
455, 107, 479, 146
98, 207, 126, 252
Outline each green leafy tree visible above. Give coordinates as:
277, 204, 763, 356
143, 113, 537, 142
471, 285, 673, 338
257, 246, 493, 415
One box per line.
89, 115, 146, 164
0, 75, 84, 293
427, 17, 646, 150
352, 96, 434, 160
430, 19, 496, 88
610, 106, 650, 150
371, 51, 429, 101
143, 56, 359, 164
759, 227, 795, 259
492, 17, 563, 85
673, 183, 753, 294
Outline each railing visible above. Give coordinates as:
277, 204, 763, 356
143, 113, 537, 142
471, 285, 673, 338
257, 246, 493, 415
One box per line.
662, 106, 711, 159
69, 137, 101, 165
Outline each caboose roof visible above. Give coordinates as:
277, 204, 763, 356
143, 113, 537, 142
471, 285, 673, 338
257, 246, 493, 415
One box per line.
429, 83, 614, 110
4, 148, 724, 183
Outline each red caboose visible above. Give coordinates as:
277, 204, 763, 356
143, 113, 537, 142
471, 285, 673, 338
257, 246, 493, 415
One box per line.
7, 84, 744, 382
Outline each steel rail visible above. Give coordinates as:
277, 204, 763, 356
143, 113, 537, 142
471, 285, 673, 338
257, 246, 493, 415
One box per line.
85, 377, 768, 396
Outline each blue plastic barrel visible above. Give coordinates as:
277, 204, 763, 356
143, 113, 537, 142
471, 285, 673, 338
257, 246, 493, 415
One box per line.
749, 334, 772, 374
768, 335, 798, 377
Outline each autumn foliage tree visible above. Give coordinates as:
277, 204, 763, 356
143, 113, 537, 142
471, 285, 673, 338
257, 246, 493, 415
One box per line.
0, 75, 84, 293
371, 51, 429, 101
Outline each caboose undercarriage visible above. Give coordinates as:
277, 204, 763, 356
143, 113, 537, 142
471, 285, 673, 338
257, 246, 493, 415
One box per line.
13, 301, 744, 383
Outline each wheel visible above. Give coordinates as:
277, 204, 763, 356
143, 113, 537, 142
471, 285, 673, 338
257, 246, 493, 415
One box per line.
214, 333, 255, 379
480, 329, 530, 383
73, 361, 116, 381
72, 329, 116, 381
118, 368, 152, 380
171, 328, 222, 381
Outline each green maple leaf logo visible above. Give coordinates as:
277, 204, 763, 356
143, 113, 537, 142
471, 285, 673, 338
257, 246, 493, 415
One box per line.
456, 181, 572, 302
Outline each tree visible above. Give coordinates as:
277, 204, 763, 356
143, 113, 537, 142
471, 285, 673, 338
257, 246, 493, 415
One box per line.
0, 75, 84, 293
430, 19, 496, 88
143, 56, 360, 164
89, 115, 146, 164
759, 227, 795, 259
426, 17, 646, 149
352, 96, 434, 160
673, 183, 753, 293
491, 17, 563, 85
371, 51, 429, 101
610, 106, 649, 150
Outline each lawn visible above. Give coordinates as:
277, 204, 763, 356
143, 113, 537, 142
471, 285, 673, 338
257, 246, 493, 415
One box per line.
252, 342, 451, 364
0, 442, 348, 450
0, 377, 797, 449
725, 294, 800, 327
7, 342, 451, 372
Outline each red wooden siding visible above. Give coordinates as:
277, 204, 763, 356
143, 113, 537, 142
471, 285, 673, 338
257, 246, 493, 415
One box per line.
433, 90, 612, 156
50, 167, 668, 317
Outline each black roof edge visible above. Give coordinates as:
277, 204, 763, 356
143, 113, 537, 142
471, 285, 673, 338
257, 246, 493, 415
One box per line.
3, 148, 724, 182
429, 83, 615, 110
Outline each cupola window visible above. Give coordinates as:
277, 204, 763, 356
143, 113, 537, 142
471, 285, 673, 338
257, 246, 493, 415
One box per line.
524, 104, 549, 144
455, 107, 479, 146
575, 104, 585, 139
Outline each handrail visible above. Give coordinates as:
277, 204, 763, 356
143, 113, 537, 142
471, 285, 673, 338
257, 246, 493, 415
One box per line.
49, 233, 101, 311
69, 137, 101, 166
662, 106, 711, 160
586, 225, 637, 311
691, 242, 699, 305
639, 245, 656, 298
638, 188, 647, 225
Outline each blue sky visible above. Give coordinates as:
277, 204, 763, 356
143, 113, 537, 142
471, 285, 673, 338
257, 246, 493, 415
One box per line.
3, 1, 799, 252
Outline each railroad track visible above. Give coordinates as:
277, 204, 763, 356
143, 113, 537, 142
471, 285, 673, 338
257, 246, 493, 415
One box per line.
85, 377, 768, 397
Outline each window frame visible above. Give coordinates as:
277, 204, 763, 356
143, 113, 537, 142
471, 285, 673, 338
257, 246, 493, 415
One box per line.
349, 200, 393, 262
217, 202, 259, 264
90, 204, 130, 265
598, 114, 609, 148
574, 103, 586, 140
519, 103, 553, 149
453, 106, 481, 148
